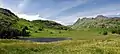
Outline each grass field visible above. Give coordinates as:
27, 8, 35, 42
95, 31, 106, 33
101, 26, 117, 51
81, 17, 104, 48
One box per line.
30, 29, 118, 39
1, 36, 120, 54
1, 29, 120, 54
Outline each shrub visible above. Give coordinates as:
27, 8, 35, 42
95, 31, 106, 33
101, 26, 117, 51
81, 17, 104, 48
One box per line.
111, 30, 116, 34
59, 31, 62, 34
29, 26, 33, 28
35, 31, 38, 33
50, 32, 53, 34
21, 26, 30, 36
110, 28, 120, 34
102, 31, 108, 35
38, 28, 43, 31
116, 31, 120, 34
24, 26, 29, 30
99, 30, 108, 35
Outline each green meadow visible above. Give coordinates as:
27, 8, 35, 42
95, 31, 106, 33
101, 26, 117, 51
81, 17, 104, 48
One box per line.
1, 29, 120, 54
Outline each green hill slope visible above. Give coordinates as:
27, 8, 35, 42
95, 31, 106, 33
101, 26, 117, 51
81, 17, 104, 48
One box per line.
72, 15, 120, 29
72, 15, 120, 34
0, 8, 24, 38
31, 20, 70, 30
0, 8, 70, 38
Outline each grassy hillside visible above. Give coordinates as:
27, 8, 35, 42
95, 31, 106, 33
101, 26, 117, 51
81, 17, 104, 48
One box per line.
0, 8, 71, 38
72, 15, 120, 35
72, 15, 120, 29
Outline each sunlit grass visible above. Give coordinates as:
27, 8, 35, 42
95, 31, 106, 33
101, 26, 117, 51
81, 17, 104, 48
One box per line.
1, 37, 120, 54
30, 29, 119, 40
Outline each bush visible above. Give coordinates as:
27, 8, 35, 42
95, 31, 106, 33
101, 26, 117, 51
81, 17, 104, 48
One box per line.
111, 30, 116, 34
29, 26, 33, 28
102, 31, 108, 35
110, 28, 120, 34
50, 32, 53, 34
38, 28, 43, 31
59, 31, 62, 34
21, 26, 30, 36
99, 30, 108, 35
35, 31, 38, 33
116, 31, 120, 34
24, 26, 29, 30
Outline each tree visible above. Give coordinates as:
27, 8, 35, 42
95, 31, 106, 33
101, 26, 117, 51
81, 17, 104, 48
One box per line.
21, 26, 30, 36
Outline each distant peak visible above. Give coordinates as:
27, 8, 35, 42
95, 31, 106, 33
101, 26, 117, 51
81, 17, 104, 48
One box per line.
96, 15, 108, 18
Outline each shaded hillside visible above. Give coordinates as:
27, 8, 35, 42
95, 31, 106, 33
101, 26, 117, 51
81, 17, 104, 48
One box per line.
0, 8, 18, 27
0, 8, 30, 38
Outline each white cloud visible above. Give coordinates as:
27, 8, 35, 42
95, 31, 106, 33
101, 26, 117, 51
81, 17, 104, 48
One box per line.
17, 14, 48, 21
17, 13, 66, 25
55, 15, 79, 25
117, 13, 120, 15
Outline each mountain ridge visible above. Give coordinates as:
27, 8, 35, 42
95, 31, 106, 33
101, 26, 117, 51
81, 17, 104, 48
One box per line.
72, 15, 120, 29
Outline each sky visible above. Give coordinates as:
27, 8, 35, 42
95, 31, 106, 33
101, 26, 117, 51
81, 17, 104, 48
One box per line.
0, 0, 120, 25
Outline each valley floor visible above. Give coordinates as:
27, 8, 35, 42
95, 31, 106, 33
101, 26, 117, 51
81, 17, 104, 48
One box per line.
0, 30, 120, 54
0, 37, 120, 54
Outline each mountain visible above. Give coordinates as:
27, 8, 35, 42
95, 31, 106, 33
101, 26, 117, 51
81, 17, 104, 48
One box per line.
31, 20, 70, 30
95, 15, 108, 19
0, 8, 70, 38
72, 15, 120, 29
72, 15, 120, 33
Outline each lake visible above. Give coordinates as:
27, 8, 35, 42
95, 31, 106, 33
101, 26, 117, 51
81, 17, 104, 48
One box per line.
18, 38, 72, 42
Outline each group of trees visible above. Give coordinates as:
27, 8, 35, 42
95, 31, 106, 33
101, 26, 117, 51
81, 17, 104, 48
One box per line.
0, 25, 30, 39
